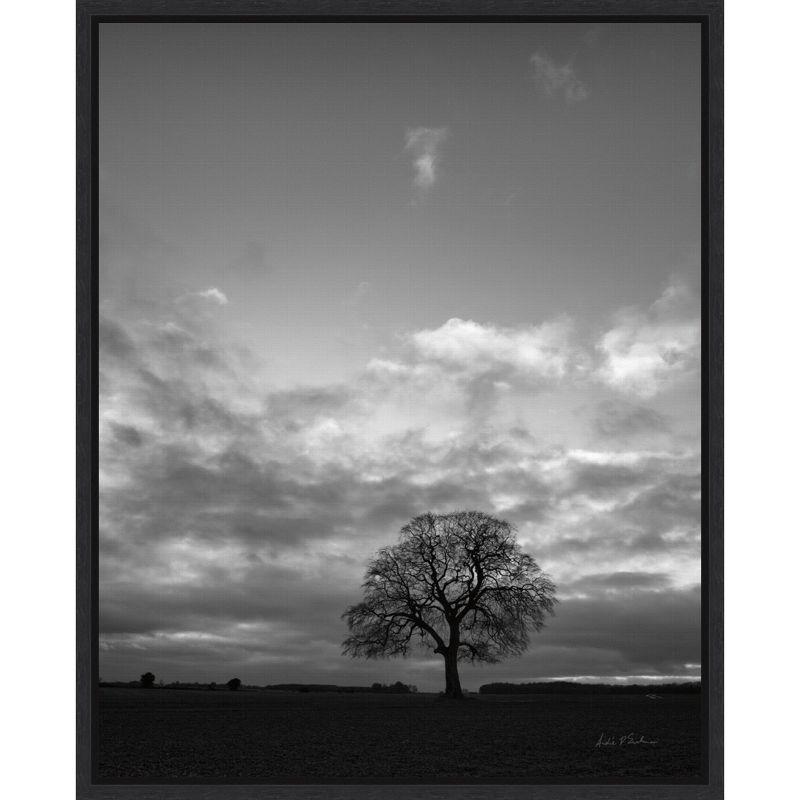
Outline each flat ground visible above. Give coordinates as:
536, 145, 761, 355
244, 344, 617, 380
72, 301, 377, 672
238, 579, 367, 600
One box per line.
98, 688, 702, 780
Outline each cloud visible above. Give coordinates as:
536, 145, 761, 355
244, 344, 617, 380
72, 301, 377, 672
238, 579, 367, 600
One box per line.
195, 287, 228, 305
530, 51, 589, 104
596, 280, 700, 398
175, 286, 229, 307
99, 575, 700, 687
593, 400, 670, 438
98, 282, 700, 687
98, 317, 135, 359
404, 127, 448, 190
561, 571, 673, 596
364, 316, 589, 421
536, 583, 700, 670
409, 316, 579, 379
108, 422, 144, 447
364, 280, 699, 410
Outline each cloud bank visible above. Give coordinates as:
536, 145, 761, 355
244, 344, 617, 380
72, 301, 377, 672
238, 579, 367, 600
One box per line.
99, 279, 700, 688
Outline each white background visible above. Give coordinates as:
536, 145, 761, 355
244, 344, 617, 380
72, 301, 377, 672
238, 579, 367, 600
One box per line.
1, 0, 796, 796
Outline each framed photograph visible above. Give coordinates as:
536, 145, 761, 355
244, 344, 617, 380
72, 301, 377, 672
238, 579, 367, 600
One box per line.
77, 2, 723, 798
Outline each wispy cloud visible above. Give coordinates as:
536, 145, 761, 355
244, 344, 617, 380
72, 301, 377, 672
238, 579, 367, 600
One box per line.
530, 51, 589, 104
195, 287, 228, 305
404, 127, 448, 191
175, 286, 230, 306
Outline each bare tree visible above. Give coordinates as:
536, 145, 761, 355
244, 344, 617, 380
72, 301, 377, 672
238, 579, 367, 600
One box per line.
342, 511, 557, 698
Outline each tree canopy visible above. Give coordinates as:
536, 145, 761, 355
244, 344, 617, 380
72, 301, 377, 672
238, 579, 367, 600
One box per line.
342, 511, 557, 698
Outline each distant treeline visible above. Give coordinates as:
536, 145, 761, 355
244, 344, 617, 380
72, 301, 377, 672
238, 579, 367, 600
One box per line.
99, 680, 418, 694
478, 681, 701, 695
99, 681, 246, 691
265, 682, 418, 694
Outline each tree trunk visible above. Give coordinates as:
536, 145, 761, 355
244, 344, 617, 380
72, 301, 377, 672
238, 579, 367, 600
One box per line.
442, 648, 464, 699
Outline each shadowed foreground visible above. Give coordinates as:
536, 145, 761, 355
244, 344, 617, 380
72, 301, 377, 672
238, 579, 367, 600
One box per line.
98, 688, 702, 780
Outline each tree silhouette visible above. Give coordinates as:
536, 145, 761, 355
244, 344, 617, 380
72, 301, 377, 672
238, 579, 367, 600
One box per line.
342, 511, 557, 698
140, 672, 156, 688
226, 678, 242, 691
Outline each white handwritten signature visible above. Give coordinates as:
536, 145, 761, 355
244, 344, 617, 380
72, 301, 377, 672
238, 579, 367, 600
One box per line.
595, 732, 659, 748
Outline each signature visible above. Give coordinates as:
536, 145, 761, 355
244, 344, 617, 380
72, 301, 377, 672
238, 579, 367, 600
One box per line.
595, 732, 659, 748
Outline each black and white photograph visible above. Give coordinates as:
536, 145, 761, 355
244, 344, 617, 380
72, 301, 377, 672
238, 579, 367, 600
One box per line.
81, 8, 721, 789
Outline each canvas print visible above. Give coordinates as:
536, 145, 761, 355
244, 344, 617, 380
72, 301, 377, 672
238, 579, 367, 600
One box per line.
97, 21, 703, 781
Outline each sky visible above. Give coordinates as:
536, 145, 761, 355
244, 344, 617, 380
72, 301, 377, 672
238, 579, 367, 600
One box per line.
98, 21, 702, 690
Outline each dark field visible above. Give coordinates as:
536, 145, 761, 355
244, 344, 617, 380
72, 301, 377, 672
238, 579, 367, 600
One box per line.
98, 688, 702, 781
